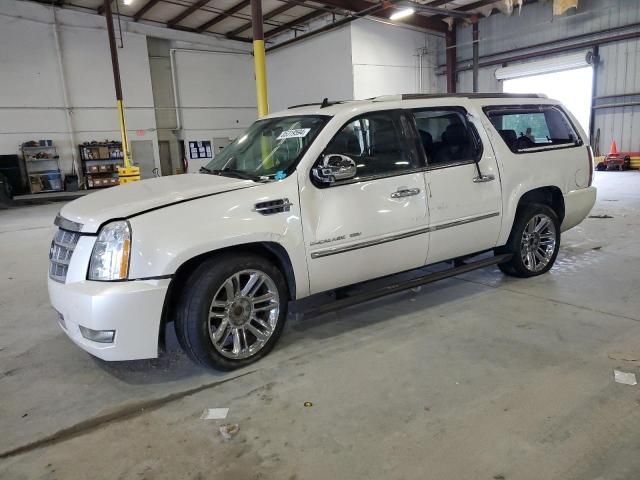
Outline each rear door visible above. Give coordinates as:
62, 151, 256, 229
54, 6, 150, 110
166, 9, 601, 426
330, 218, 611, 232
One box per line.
412, 106, 502, 264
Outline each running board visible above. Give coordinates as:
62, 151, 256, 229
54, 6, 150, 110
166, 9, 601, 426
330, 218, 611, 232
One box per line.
301, 253, 513, 318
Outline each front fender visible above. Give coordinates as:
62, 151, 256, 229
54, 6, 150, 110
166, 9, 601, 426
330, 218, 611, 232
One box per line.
126, 177, 310, 298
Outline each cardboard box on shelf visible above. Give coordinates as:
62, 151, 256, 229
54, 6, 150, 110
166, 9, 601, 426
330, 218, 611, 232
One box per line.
97, 146, 109, 159
30, 177, 43, 193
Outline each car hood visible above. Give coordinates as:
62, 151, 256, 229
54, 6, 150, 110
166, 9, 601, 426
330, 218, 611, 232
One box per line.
60, 174, 257, 233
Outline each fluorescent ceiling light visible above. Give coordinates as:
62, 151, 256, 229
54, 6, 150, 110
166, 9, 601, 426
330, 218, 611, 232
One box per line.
390, 7, 414, 20
123, 0, 134, 5
495, 51, 594, 80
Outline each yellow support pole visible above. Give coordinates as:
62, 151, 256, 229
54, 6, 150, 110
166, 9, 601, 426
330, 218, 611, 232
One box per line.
251, 0, 271, 169
115, 99, 140, 183
116, 100, 131, 168
104, 0, 140, 184
251, 0, 268, 118
253, 39, 269, 118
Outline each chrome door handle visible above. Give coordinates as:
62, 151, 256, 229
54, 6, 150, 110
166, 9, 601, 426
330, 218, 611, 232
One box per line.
473, 174, 495, 183
390, 188, 421, 198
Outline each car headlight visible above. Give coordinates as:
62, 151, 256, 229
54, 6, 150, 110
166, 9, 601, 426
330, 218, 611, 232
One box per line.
88, 221, 131, 281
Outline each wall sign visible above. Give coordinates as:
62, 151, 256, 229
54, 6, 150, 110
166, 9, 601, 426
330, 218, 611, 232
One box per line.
189, 140, 213, 159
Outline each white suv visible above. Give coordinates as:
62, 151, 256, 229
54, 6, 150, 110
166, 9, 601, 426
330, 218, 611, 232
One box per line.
48, 94, 596, 370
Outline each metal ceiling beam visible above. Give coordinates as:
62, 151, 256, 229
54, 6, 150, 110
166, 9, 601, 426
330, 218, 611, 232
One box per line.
277, 0, 339, 13
195, 0, 251, 32
132, 0, 163, 21
268, 0, 457, 50
313, 0, 447, 33
411, 2, 473, 19
267, 0, 385, 50
429, 0, 500, 20
259, 0, 448, 43
263, 8, 329, 39
167, 0, 211, 26
226, 1, 298, 37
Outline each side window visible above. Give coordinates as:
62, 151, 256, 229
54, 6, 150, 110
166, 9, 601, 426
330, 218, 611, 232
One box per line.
322, 111, 421, 179
483, 105, 582, 153
412, 109, 480, 167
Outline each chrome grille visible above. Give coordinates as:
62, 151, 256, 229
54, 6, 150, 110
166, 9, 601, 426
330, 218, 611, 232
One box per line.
49, 229, 80, 283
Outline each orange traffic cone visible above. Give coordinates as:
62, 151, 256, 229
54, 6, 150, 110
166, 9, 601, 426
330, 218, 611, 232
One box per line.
610, 140, 618, 155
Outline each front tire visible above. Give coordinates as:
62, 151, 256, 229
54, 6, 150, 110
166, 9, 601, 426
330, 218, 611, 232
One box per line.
498, 204, 560, 278
175, 253, 288, 370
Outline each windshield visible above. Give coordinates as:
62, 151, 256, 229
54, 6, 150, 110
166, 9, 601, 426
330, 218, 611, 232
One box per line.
203, 115, 328, 180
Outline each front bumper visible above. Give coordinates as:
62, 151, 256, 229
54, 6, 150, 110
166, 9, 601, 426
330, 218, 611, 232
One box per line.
561, 186, 597, 232
48, 277, 170, 361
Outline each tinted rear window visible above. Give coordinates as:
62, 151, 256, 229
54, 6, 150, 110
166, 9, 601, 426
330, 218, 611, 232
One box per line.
483, 105, 582, 153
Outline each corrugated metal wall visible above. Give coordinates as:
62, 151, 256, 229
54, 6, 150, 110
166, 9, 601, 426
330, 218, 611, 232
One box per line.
453, 0, 640, 152
594, 39, 640, 154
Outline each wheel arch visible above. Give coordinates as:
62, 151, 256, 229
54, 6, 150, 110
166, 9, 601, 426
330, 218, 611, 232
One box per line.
498, 185, 565, 247
517, 186, 565, 223
158, 242, 297, 349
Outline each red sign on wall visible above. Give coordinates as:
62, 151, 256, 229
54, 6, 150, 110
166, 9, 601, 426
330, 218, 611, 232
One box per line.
136, 129, 145, 137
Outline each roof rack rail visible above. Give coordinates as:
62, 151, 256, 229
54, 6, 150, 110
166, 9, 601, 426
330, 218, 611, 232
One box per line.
287, 103, 322, 109
399, 93, 547, 100
287, 98, 348, 109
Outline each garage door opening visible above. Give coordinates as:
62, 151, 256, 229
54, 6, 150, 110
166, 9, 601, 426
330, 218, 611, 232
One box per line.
503, 66, 593, 137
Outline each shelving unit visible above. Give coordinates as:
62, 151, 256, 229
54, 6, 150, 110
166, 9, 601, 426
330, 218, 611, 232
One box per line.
21, 143, 63, 194
79, 141, 124, 189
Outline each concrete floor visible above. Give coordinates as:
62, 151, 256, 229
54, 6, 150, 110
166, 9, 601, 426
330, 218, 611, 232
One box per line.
1, 171, 639, 480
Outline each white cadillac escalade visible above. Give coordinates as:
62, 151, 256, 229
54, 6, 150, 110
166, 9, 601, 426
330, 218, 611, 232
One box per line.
48, 94, 596, 370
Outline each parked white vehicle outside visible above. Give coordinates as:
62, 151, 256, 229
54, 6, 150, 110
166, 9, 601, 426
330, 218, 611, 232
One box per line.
48, 94, 596, 370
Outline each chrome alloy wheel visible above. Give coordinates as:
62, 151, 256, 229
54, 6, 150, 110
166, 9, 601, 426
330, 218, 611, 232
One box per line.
208, 269, 280, 360
520, 213, 557, 272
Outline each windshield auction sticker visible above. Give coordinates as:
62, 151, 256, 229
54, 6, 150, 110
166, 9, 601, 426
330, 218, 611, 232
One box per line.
277, 128, 311, 140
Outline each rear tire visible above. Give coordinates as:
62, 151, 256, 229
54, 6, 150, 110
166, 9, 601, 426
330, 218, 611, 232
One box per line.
498, 203, 560, 278
175, 253, 288, 371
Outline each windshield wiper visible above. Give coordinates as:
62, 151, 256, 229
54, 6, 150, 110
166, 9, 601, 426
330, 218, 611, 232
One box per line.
207, 168, 265, 182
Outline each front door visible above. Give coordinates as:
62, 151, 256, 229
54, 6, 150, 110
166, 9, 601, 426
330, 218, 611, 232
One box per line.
412, 106, 502, 264
299, 110, 429, 294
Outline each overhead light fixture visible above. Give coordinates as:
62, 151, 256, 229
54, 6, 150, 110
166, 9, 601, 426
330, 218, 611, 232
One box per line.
390, 7, 415, 20
123, 0, 134, 5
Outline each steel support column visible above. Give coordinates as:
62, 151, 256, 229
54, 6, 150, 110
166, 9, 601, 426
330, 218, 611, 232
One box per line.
251, 0, 269, 117
472, 18, 479, 93
445, 26, 457, 93
104, 0, 139, 182
104, 0, 132, 168
588, 45, 599, 148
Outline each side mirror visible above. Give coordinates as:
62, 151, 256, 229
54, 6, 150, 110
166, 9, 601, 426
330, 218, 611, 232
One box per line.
312, 154, 357, 184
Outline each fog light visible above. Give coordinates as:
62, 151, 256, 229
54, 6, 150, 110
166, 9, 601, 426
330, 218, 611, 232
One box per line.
79, 326, 115, 344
